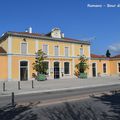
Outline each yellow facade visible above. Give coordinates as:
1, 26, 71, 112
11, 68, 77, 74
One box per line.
0, 56, 8, 80
0, 28, 120, 81
90, 59, 110, 77
110, 59, 120, 75
90, 57, 120, 77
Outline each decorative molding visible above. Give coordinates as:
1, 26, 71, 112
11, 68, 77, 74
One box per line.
8, 36, 12, 80
35, 39, 39, 52
72, 44, 74, 57
8, 36, 12, 54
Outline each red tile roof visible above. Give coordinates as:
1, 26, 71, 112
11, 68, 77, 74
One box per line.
111, 54, 120, 58
91, 54, 106, 58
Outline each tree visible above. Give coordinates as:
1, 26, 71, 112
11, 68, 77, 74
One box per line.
75, 55, 89, 78
32, 49, 47, 76
106, 49, 111, 57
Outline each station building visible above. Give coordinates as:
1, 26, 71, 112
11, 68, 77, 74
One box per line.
0, 27, 120, 81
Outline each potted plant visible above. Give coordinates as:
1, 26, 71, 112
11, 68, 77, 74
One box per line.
75, 55, 89, 79
32, 49, 48, 81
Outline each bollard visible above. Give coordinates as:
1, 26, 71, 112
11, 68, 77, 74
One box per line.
18, 81, 21, 90
32, 80, 34, 88
3, 82, 5, 91
12, 92, 15, 106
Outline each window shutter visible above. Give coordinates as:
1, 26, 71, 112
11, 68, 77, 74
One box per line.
65, 47, 69, 57
43, 45, 48, 55
21, 43, 27, 54
80, 48, 83, 56
54, 46, 59, 56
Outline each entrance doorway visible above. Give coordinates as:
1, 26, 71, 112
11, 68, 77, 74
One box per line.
54, 62, 60, 79
20, 61, 28, 81
92, 63, 97, 77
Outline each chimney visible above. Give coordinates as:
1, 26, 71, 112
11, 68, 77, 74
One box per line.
61, 33, 64, 38
28, 27, 32, 33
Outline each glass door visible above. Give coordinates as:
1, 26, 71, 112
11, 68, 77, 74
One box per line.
54, 62, 60, 79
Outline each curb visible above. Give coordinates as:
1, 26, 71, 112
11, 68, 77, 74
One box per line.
0, 82, 120, 97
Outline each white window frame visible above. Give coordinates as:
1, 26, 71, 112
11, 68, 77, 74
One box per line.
54, 45, 59, 56
64, 46, 70, 57
80, 48, 84, 56
20, 42, 28, 54
42, 44, 49, 55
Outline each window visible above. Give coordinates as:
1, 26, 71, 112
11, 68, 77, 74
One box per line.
20, 61, 28, 81
118, 63, 120, 72
80, 48, 83, 56
54, 46, 59, 56
20, 61, 28, 66
43, 45, 48, 55
103, 63, 106, 73
92, 63, 96, 77
64, 62, 70, 74
21, 43, 27, 54
65, 47, 69, 57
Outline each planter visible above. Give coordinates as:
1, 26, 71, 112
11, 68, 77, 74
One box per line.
37, 74, 47, 81
79, 73, 87, 79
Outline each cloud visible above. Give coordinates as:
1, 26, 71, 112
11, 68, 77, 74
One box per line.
109, 43, 120, 53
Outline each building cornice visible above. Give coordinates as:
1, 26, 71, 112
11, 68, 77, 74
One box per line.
0, 32, 90, 45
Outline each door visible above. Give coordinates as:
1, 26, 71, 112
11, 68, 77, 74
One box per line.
92, 63, 96, 77
20, 61, 28, 81
54, 62, 60, 79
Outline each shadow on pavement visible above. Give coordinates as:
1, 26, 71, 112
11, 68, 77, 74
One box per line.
0, 104, 37, 120
39, 102, 109, 120
92, 92, 120, 120
0, 92, 120, 120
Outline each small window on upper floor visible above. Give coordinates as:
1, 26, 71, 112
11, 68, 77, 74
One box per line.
65, 47, 69, 57
43, 44, 48, 55
54, 46, 59, 56
103, 63, 107, 73
21, 43, 27, 54
80, 48, 83, 56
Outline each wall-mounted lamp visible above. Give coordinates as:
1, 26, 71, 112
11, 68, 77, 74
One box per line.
23, 38, 26, 42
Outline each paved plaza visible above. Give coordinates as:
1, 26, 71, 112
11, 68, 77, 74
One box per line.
0, 76, 120, 96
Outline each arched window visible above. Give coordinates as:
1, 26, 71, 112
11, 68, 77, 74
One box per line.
64, 62, 69, 74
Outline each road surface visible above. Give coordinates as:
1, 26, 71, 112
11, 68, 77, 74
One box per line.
0, 84, 120, 107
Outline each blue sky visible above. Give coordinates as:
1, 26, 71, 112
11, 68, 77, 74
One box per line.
0, 0, 120, 55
